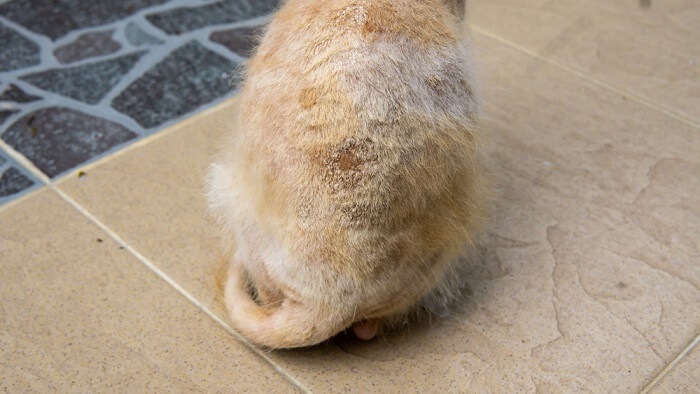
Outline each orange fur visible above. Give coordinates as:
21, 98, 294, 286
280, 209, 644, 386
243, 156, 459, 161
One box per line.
206, 0, 491, 349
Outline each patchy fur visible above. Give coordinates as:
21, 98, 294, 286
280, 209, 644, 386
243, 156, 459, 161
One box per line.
205, 0, 492, 349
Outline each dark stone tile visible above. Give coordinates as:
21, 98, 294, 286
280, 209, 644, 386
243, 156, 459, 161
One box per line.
209, 26, 262, 57
53, 30, 121, 64
0, 110, 20, 126
146, 0, 279, 35
112, 40, 238, 128
0, 23, 40, 72
2, 107, 138, 177
0, 0, 170, 40
20, 51, 146, 104
125, 22, 164, 46
0, 84, 42, 103
0, 167, 35, 198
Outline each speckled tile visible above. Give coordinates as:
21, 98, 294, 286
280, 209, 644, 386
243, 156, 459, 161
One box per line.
20, 51, 146, 104
53, 30, 122, 64
0, 0, 279, 205
57, 100, 238, 315
56, 27, 700, 391
0, 84, 41, 103
0, 110, 19, 126
2, 107, 138, 178
0, 0, 170, 40
0, 22, 40, 72
146, 0, 279, 36
0, 189, 295, 392
469, 0, 700, 123
0, 149, 42, 204
650, 339, 700, 393
111, 41, 238, 128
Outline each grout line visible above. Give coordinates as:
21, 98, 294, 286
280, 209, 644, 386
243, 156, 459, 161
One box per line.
49, 186, 311, 393
469, 25, 700, 131
2, 130, 309, 392
639, 333, 700, 393
54, 97, 237, 183
0, 183, 46, 214
0, 139, 51, 184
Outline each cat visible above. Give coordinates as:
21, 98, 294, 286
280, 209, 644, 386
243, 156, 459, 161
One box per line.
206, 0, 492, 349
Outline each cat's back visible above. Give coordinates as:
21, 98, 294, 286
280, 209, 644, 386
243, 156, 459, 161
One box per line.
236, 0, 482, 237
241, 0, 476, 133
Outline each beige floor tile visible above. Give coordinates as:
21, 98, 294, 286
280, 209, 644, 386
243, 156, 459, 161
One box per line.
469, 0, 700, 124
0, 190, 295, 392
56, 30, 700, 391
651, 339, 700, 393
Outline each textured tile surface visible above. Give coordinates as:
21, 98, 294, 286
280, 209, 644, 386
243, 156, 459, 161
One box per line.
53, 30, 122, 64
2, 107, 138, 177
0, 84, 42, 103
0, 167, 35, 198
20, 51, 146, 104
0, 149, 41, 204
112, 41, 238, 128
58, 100, 238, 312
0, 22, 40, 72
0, 1, 697, 390
469, 0, 700, 123
0, 190, 294, 391
57, 29, 700, 391
0, 0, 170, 40
0, 110, 19, 126
651, 341, 700, 393
146, 0, 279, 35
0, 0, 277, 205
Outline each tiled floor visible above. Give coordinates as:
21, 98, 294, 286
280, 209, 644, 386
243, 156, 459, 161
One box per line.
0, 0, 276, 202
1, 0, 699, 392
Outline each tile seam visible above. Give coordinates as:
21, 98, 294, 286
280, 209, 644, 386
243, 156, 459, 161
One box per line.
49, 185, 311, 393
0, 138, 50, 183
470, 25, 700, 131
1, 134, 310, 392
51, 97, 237, 182
0, 140, 49, 213
0, 183, 46, 214
639, 333, 700, 393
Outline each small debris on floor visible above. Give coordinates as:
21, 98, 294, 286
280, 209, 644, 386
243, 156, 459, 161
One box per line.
96, 238, 103, 243
78, 170, 86, 179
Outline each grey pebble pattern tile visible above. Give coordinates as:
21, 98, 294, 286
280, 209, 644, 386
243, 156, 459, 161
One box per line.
146, 0, 279, 35
0, 84, 42, 103
0, 150, 41, 203
20, 51, 147, 105
53, 30, 122, 64
0, 110, 20, 126
2, 107, 138, 177
0, 0, 279, 204
0, 0, 171, 40
0, 23, 40, 72
0, 167, 35, 198
112, 41, 238, 128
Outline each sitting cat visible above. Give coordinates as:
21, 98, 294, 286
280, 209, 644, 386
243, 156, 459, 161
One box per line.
206, 0, 492, 349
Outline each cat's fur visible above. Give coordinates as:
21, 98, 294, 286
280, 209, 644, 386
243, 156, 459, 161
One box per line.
206, 0, 491, 349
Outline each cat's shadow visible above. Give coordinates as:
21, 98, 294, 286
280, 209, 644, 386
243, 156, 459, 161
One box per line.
279, 174, 532, 361
281, 237, 515, 361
